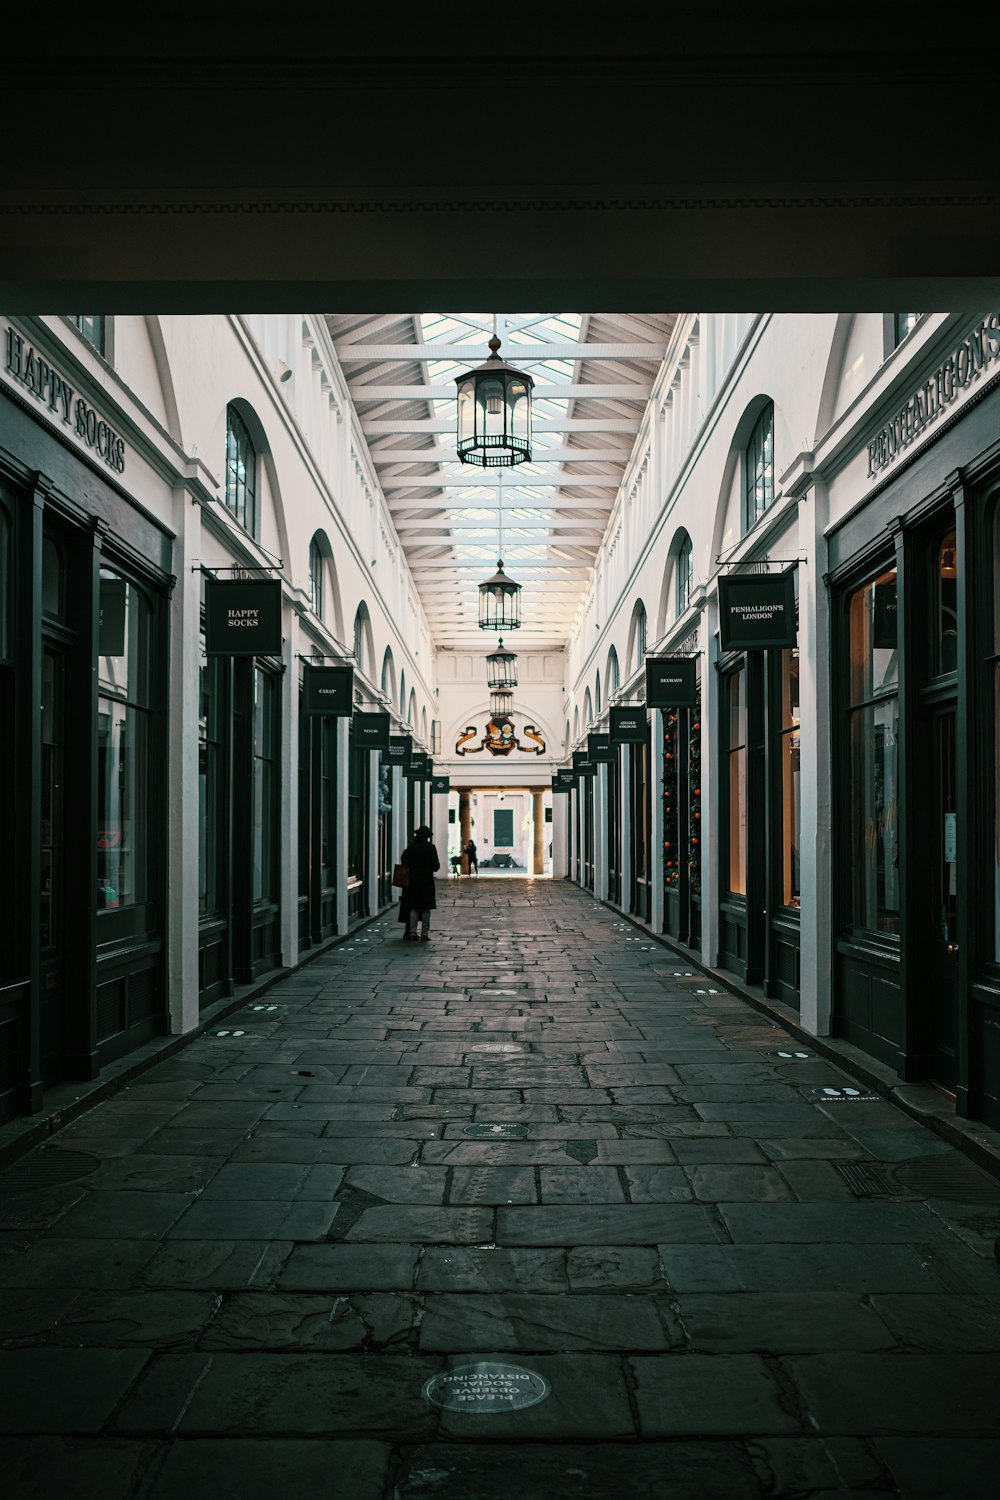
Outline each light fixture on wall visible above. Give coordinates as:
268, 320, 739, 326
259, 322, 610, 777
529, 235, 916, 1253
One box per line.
454, 317, 534, 468
486, 638, 518, 690
276, 360, 293, 383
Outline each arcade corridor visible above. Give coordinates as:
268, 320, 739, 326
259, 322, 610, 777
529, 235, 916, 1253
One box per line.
1, 880, 998, 1498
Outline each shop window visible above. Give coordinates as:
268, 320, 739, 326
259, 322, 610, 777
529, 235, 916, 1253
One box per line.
726, 669, 747, 895
744, 403, 774, 533
71, 315, 106, 356
936, 528, 958, 675
846, 568, 900, 935
780, 649, 801, 909
41, 536, 65, 619
198, 641, 225, 918
225, 405, 258, 537
96, 571, 152, 913
894, 312, 921, 347
676, 534, 693, 616
252, 666, 279, 903
309, 537, 324, 620
664, 709, 679, 888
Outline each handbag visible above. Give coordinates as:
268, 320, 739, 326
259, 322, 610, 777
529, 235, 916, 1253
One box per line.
392, 863, 409, 889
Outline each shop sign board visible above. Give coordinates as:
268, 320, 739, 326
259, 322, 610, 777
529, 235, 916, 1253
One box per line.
572, 749, 596, 778
431, 775, 450, 794
552, 769, 574, 792
404, 751, 431, 779
587, 731, 613, 763
352, 711, 391, 750
645, 656, 699, 708
609, 705, 649, 743
205, 578, 283, 657
718, 572, 796, 651
302, 664, 354, 716
384, 734, 413, 765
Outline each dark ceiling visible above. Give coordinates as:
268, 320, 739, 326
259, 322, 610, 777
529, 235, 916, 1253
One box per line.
3, 7, 998, 311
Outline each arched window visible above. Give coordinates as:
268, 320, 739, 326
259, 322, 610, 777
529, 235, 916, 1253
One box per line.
573, 706, 580, 743
628, 600, 647, 674
308, 536, 324, 620
744, 401, 774, 532
225, 404, 257, 536
381, 647, 396, 704
595, 671, 602, 715
399, 670, 407, 716
676, 533, 693, 616
407, 688, 417, 729
421, 706, 428, 744
584, 688, 593, 727
352, 603, 373, 679
606, 647, 620, 697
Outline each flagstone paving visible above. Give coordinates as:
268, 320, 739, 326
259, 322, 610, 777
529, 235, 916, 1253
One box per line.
1, 878, 999, 1498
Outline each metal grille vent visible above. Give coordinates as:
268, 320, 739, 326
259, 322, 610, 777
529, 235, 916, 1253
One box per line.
0, 1150, 100, 1193
892, 1153, 1000, 1204
833, 1161, 895, 1198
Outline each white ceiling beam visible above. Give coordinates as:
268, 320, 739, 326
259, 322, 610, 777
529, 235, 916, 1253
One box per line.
367, 448, 630, 464
337, 343, 667, 362
378, 473, 623, 488
364, 418, 639, 434
352, 383, 649, 401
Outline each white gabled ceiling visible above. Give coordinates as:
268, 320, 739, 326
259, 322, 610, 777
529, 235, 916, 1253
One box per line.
324, 311, 675, 652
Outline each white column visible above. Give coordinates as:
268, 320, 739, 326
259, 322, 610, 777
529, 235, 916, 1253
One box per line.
650, 710, 664, 934
167, 487, 200, 1034
366, 751, 378, 917
620, 745, 632, 914
552, 794, 568, 878
335, 716, 350, 933
595, 763, 608, 899
431, 792, 450, 858
798, 481, 832, 1035
279, 609, 299, 970
391, 765, 406, 885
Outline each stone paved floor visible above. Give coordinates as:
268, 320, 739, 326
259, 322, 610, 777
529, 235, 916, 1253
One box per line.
2, 880, 1000, 1498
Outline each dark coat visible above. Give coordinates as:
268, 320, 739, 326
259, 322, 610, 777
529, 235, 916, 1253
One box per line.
397, 838, 440, 921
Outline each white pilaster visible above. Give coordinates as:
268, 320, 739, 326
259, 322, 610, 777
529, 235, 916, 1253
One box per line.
797, 481, 832, 1035
650, 710, 664, 935
280, 611, 299, 970
167, 487, 200, 1034
701, 600, 720, 964
620, 745, 632, 914
335, 716, 350, 933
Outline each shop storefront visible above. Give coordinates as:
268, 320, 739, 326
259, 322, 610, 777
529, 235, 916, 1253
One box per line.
828, 368, 1000, 1124
1, 379, 171, 1120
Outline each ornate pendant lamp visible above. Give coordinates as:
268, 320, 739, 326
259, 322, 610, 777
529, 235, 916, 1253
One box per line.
478, 480, 521, 630
490, 687, 514, 720
486, 637, 518, 691
454, 321, 534, 468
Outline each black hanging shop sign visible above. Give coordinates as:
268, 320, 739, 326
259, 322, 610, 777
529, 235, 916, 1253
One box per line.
553, 769, 574, 792
610, 705, 649, 743
302, 664, 354, 716
404, 751, 431, 780
431, 775, 451, 794
587, 731, 613, 764
351, 711, 391, 750
718, 571, 796, 651
645, 656, 699, 709
205, 578, 283, 657
873, 582, 898, 648
573, 749, 596, 778
384, 734, 413, 766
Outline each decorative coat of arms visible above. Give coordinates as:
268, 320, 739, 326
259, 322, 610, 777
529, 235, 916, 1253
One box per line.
455, 715, 546, 757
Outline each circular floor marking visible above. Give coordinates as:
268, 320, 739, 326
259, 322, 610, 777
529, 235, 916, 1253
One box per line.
470, 1043, 522, 1053
462, 1123, 530, 1139
423, 1362, 551, 1412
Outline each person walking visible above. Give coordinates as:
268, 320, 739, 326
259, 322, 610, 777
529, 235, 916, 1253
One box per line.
464, 838, 478, 876
397, 825, 440, 941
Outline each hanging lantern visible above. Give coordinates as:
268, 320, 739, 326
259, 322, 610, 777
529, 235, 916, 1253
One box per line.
455, 333, 534, 467
486, 637, 518, 690
479, 559, 521, 631
490, 687, 514, 720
